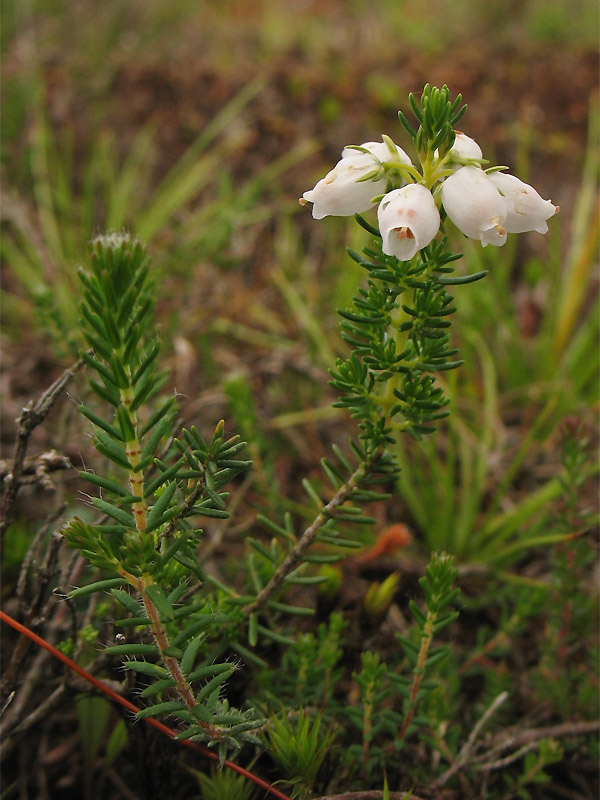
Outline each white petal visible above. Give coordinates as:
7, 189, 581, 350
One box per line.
488, 172, 557, 234
441, 167, 507, 247
449, 132, 483, 162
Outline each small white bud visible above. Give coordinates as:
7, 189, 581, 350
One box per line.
448, 132, 483, 163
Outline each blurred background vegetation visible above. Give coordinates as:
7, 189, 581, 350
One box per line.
2, 0, 598, 560
1, 0, 598, 796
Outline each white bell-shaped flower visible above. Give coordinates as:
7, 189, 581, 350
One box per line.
378, 184, 440, 261
441, 166, 507, 247
301, 140, 411, 219
488, 172, 557, 233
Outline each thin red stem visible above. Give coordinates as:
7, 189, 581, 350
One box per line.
0, 609, 291, 800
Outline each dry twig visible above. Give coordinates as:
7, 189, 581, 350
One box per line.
0, 355, 85, 542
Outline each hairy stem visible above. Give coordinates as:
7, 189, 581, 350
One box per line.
138, 582, 196, 709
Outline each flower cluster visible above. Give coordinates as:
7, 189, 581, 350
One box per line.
300, 132, 557, 258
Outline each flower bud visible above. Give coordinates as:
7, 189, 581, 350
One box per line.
435, 132, 482, 166
448, 132, 483, 163
301, 140, 411, 219
441, 166, 507, 247
378, 184, 440, 260
488, 172, 558, 233
342, 139, 412, 167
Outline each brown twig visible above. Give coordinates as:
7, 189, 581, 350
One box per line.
474, 719, 600, 771
243, 456, 374, 615
0, 355, 86, 542
431, 708, 599, 791
430, 690, 509, 790
0, 451, 72, 489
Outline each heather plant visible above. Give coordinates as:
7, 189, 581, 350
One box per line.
2, 84, 597, 800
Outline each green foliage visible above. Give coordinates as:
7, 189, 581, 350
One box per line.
264, 710, 337, 799
6, 74, 595, 798
255, 612, 346, 710
190, 764, 258, 800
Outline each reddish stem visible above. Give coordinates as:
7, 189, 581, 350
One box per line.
0, 609, 291, 800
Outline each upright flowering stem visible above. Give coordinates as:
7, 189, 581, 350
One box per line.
303, 84, 557, 448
